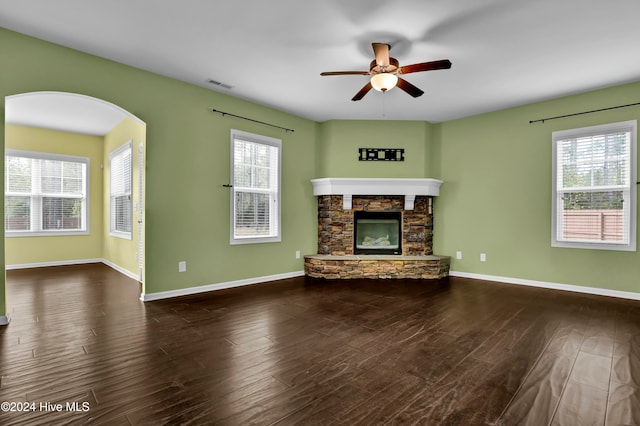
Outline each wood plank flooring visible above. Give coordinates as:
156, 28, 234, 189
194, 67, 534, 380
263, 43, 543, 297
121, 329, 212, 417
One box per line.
0, 263, 639, 425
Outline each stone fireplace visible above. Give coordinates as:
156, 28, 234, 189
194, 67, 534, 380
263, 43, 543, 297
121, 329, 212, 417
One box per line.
304, 178, 451, 279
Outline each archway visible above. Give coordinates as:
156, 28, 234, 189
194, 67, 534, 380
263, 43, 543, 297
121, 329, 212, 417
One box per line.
4, 92, 146, 303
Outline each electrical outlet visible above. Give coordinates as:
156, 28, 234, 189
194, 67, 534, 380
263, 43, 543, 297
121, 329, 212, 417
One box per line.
480, 253, 486, 262
456, 251, 462, 260
178, 261, 187, 272
295, 250, 301, 259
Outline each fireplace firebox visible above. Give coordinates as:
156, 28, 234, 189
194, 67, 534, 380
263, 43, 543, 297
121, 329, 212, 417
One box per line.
354, 211, 402, 255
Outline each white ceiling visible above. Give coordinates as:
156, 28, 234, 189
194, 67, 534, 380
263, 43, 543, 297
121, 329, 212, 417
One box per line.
5, 92, 131, 136
3, 0, 640, 129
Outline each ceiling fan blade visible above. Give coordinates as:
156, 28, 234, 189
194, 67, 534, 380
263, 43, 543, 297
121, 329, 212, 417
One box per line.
372, 43, 391, 67
396, 77, 424, 98
398, 59, 452, 74
320, 71, 370, 76
352, 82, 373, 101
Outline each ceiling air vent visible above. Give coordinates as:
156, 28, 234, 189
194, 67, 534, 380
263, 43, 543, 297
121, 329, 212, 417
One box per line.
207, 79, 233, 90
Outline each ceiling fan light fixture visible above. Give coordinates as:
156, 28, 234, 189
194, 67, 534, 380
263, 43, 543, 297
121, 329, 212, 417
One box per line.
370, 73, 398, 92
320, 43, 450, 100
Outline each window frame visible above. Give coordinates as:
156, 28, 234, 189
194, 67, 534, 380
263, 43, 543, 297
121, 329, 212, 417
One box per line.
109, 141, 133, 240
551, 120, 637, 251
5, 149, 90, 237
229, 129, 282, 245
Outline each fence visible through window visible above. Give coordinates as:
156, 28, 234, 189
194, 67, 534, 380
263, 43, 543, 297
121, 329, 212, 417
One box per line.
562, 209, 623, 241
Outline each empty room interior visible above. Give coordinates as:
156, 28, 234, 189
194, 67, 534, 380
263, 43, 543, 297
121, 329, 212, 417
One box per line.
1, 1, 639, 424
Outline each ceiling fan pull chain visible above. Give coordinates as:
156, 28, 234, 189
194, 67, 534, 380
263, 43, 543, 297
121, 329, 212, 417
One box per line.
382, 92, 387, 120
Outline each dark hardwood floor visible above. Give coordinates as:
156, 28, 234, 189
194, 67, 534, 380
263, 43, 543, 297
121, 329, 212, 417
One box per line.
0, 264, 639, 425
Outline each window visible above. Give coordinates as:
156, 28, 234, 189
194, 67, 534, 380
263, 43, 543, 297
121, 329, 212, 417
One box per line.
552, 120, 637, 251
230, 130, 281, 244
5, 150, 89, 236
109, 141, 132, 239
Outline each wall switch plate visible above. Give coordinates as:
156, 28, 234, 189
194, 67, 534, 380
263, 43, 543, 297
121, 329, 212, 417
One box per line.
178, 261, 187, 272
295, 250, 301, 259
480, 253, 486, 262
456, 251, 462, 260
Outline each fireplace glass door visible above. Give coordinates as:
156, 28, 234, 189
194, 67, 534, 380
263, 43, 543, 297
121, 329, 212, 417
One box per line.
354, 211, 402, 255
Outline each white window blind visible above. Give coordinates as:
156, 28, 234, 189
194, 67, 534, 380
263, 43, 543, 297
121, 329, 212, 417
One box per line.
230, 130, 281, 244
5, 150, 88, 236
109, 142, 132, 239
552, 120, 637, 251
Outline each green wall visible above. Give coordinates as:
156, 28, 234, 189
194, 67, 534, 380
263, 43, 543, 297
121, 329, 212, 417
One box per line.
316, 120, 435, 178
5, 124, 104, 265
432, 82, 640, 293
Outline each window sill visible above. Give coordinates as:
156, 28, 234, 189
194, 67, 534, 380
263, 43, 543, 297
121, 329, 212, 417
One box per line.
6, 230, 89, 238
230, 236, 281, 245
552, 240, 636, 252
109, 231, 132, 240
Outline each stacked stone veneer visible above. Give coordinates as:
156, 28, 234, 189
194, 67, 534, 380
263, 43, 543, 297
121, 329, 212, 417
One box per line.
305, 195, 450, 279
304, 255, 450, 279
317, 195, 431, 255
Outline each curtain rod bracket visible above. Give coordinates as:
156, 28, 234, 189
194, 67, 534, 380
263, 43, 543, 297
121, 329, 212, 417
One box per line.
212, 109, 294, 133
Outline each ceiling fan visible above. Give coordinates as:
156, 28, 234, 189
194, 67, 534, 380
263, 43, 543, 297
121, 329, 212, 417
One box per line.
321, 43, 452, 101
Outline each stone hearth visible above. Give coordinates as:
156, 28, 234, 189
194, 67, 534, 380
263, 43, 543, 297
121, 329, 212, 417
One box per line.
304, 178, 450, 279
305, 254, 450, 279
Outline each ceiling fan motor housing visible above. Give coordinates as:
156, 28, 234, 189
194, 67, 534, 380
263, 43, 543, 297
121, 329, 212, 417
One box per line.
369, 58, 399, 75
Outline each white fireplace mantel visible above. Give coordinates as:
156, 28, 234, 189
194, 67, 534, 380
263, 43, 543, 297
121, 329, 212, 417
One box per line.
311, 178, 443, 210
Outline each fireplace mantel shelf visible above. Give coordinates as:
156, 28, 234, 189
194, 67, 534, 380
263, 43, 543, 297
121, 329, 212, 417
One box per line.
311, 178, 443, 210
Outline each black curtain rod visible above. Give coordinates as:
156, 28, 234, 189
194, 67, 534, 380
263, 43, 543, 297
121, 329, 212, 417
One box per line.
529, 101, 640, 124
212, 109, 295, 133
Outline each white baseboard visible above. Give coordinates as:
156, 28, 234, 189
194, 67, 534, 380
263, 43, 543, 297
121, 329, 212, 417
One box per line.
0, 314, 10, 326
449, 270, 640, 301
100, 259, 140, 281
140, 270, 305, 302
5, 258, 140, 282
5, 258, 103, 270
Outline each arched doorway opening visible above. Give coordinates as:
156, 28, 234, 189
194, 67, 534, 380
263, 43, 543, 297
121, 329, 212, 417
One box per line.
4, 92, 146, 302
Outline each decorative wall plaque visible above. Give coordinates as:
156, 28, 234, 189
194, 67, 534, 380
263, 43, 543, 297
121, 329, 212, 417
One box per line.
358, 148, 405, 161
